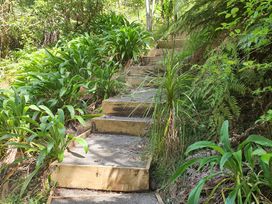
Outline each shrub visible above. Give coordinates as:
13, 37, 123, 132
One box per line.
0, 89, 88, 197
13, 33, 126, 116
92, 12, 129, 34
104, 24, 151, 64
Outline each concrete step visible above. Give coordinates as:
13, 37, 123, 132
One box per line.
126, 76, 158, 88
50, 188, 162, 204
102, 89, 156, 117
51, 133, 151, 192
125, 65, 164, 77
157, 39, 185, 49
92, 116, 152, 136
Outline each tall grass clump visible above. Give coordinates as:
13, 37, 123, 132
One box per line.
150, 51, 197, 180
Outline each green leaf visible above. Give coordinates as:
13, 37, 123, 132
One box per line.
36, 148, 47, 167
58, 151, 65, 162
226, 13, 232, 19
59, 87, 66, 97
188, 179, 206, 204
170, 158, 200, 183
231, 7, 239, 17
233, 150, 242, 163
20, 167, 40, 197
47, 142, 54, 153
0, 134, 18, 141
29, 105, 41, 112
39, 105, 54, 118
244, 144, 254, 167
220, 152, 232, 170
261, 153, 272, 165
58, 109, 65, 123
252, 148, 267, 156
6, 142, 32, 149
259, 160, 272, 187
233, 150, 242, 172
235, 29, 241, 34
198, 155, 219, 170
73, 137, 89, 153
65, 105, 75, 119
74, 115, 85, 125
226, 186, 239, 204
186, 141, 224, 155
220, 120, 231, 150
240, 135, 272, 148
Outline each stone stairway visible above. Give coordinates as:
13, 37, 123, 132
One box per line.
49, 41, 180, 204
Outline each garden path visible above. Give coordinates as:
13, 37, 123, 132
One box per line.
49, 39, 183, 204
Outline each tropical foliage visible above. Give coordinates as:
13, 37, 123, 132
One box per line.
0, 3, 150, 202
172, 121, 272, 203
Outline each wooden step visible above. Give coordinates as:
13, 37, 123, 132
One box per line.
147, 48, 182, 57
126, 65, 164, 77
157, 39, 185, 49
51, 134, 151, 192
147, 48, 164, 57
126, 76, 158, 88
140, 56, 163, 66
92, 116, 152, 136
49, 188, 162, 204
102, 89, 156, 117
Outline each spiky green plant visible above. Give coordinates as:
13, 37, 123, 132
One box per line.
104, 24, 151, 64
150, 51, 195, 163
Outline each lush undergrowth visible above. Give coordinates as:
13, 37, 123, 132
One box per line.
0, 7, 151, 202
1, 0, 272, 203
150, 0, 272, 203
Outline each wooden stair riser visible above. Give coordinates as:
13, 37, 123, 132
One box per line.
92, 117, 151, 136
102, 101, 154, 117
157, 39, 185, 49
51, 164, 149, 192
126, 76, 158, 88
126, 65, 164, 77
140, 56, 163, 66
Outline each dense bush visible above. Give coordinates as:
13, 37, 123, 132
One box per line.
151, 1, 272, 201
104, 23, 151, 64
0, 0, 105, 57
153, 0, 272, 156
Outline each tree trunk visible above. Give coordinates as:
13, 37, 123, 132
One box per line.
145, 0, 152, 31
151, 0, 156, 16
